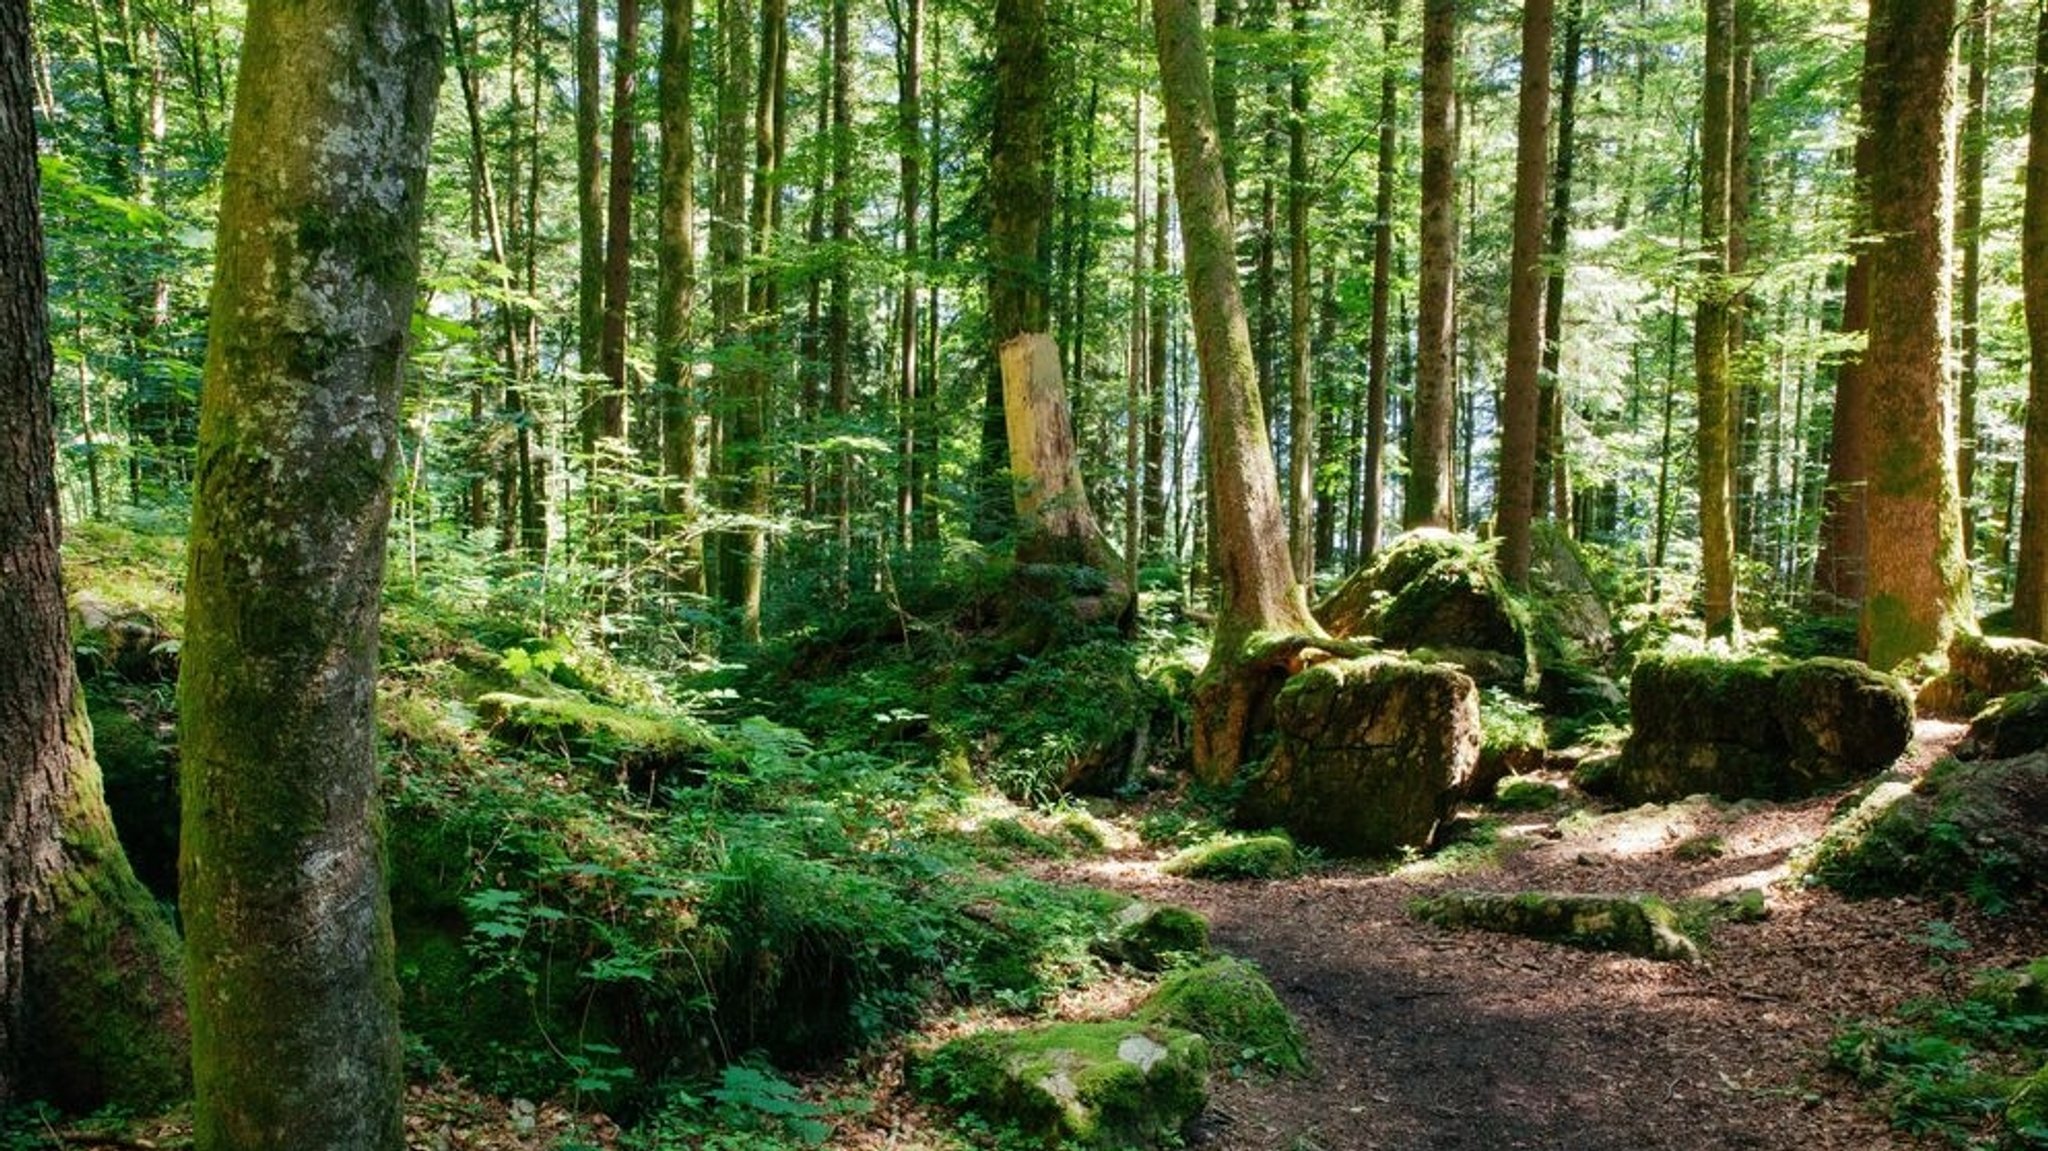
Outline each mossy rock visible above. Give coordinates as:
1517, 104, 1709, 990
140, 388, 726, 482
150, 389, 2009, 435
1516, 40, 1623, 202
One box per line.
1316, 531, 1535, 674
1162, 834, 1301, 880
1773, 658, 1913, 791
2008, 1062, 2048, 1136
85, 692, 179, 902
1411, 890, 1701, 962
1093, 903, 1211, 971
918, 1021, 1209, 1149
476, 691, 718, 790
1969, 957, 2048, 1016
1493, 778, 1567, 812
1139, 958, 1307, 1075
1809, 753, 2048, 907
1918, 633, 2048, 719
1966, 687, 2048, 760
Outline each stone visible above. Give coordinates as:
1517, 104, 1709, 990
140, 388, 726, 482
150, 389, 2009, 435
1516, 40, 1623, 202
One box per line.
919, 1021, 1208, 1149
1411, 890, 1701, 962
1092, 903, 1211, 971
1161, 834, 1300, 880
1236, 656, 1479, 857
1529, 522, 1616, 659
70, 590, 179, 683
476, 691, 718, 791
1918, 633, 2048, 718
1316, 530, 1534, 671
1965, 687, 2048, 760
1809, 753, 2048, 906
1773, 658, 1913, 792
1139, 958, 1307, 1074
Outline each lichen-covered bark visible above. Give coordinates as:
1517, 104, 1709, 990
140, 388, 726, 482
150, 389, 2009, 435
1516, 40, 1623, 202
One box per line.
0, 0, 186, 1110
177, 0, 443, 1145
1857, 0, 1971, 669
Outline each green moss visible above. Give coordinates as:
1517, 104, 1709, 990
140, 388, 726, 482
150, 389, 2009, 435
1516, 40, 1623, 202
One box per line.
1411, 890, 1700, 962
1493, 779, 1565, 812
1139, 958, 1307, 1075
1162, 834, 1301, 880
1094, 903, 1210, 971
919, 1021, 1208, 1148
1864, 594, 1938, 674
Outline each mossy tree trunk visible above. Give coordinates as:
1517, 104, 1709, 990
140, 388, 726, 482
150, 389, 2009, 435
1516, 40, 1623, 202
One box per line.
1696, 0, 1739, 638
1, 3, 186, 1110
177, 0, 442, 1144
2016, 0, 2048, 639
576, 0, 604, 451
1405, 0, 1456, 530
656, 0, 702, 593
595, 0, 639, 447
1495, 0, 1551, 588
1360, 0, 1397, 559
1155, 0, 1324, 785
1857, 0, 1972, 669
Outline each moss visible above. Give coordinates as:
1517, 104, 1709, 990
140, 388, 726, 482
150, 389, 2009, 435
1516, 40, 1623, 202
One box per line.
477, 692, 719, 791
1809, 756, 2048, 907
1411, 890, 1700, 962
84, 692, 179, 901
919, 1021, 1208, 1149
1968, 687, 2048, 760
2008, 1062, 2048, 1134
1163, 834, 1301, 880
1493, 778, 1566, 812
1094, 903, 1210, 971
1139, 958, 1307, 1075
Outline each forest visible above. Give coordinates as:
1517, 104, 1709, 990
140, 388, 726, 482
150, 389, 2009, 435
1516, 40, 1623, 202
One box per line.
8, 0, 2048, 1144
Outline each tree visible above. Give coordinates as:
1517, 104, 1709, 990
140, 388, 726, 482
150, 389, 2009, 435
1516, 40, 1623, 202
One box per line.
1495, 0, 1553, 587
2015, 0, 2048, 639
1955, 0, 1988, 559
576, 0, 604, 448
1284, 0, 1313, 582
1406, 0, 1456, 529
657, 0, 702, 592
1, 0, 184, 1109
1360, 0, 1397, 559
1696, 0, 1738, 637
1536, 0, 1583, 524
1154, 0, 1323, 785
1857, 0, 1970, 667
711, 0, 761, 632
176, 0, 443, 1142
595, 0, 640, 446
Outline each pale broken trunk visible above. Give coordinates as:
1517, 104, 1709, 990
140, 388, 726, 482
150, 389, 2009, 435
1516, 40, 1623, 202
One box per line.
1003, 332, 1105, 556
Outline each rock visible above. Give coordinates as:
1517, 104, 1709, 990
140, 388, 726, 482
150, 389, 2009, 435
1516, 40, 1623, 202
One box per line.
1472, 689, 1547, 801
1614, 653, 1910, 803
1139, 958, 1307, 1075
1237, 656, 1479, 857
1093, 903, 1210, 971
86, 693, 179, 901
1316, 531, 1533, 672
70, 590, 179, 683
1161, 834, 1300, 880
919, 1021, 1208, 1149
476, 692, 717, 792
1411, 890, 1701, 962
1965, 687, 2048, 760
1918, 633, 2048, 718
1529, 522, 1616, 659
1808, 753, 2048, 906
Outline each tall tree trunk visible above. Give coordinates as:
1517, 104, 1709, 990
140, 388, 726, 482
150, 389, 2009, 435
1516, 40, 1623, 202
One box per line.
712, 0, 761, 634
1, 1, 185, 1109
1496, 0, 1552, 588
597, 0, 640, 446
1406, 0, 1456, 529
826, 0, 851, 574
892, 0, 923, 549
1696, 0, 1738, 637
1956, 0, 1988, 560
1213, 0, 1239, 206
1537, 0, 1581, 525
1859, 0, 1971, 668
1285, 0, 1313, 582
576, 0, 605, 452
2012, 1, 2048, 638
1146, 169, 1170, 553
1155, 0, 1322, 785
1127, 47, 1147, 595
177, 0, 443, 1143
1362, 0, 1397, 559
1815, 151, 1873, 608
658, 0, 701, 592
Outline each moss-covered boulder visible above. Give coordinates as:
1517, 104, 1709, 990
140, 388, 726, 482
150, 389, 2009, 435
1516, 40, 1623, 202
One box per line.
1918, 632, 2048, 718
1965, 687, 2048, 760
1411, 890, 1700, 962
86, 693, 179, 901
1161, 834, 1301, 880
70, 590, 179, 683
1139, 958, 1307, 1075
919, 1022, 1209, 1149
1614, 654, 1909, 803
1316, 531, 1534, 684
1471, 690, 1547, 801
1237, 656, 1479, 857
1093, 903, 1211, 971
1810, 753, 2048, 907
477, 691, 718, 791
1529, 522, 1616, 659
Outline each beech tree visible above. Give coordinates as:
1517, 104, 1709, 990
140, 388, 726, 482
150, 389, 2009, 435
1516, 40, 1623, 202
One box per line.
1, 0, 184, 1109
176, 0, 443, 1144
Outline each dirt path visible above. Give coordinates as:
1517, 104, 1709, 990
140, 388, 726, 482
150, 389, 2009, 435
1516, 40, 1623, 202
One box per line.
1051, 720, 2047, 1151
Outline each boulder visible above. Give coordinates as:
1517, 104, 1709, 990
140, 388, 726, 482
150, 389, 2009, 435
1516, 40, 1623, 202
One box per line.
1139, 958, 1307, 1074
1237, 656, 1479, 856
70, 591, 179, 683
476, 692, 718, 793
1613, 654, 1910, 803
1317, 531, 1533, 677
1092, 903, 1210, 971
1918, 633, 2048, 718
1529, 522, 1616, 659
1411, 890, 1700, 962
919, 1022, 1208, 1150
1809, 752, 2048, 907
1161, 834, 1300, 880
1964, 687, 2048, 761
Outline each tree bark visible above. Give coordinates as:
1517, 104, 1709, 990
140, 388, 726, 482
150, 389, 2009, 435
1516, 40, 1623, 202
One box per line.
576, 0, 605, 450
1696, 0, 1738, 637
1, 0, 185, 1110
1406, 0, 1456, 529
892, 0, 923, 548
1155, 0, 1323, 785
2014, 0, 2048, 638
1361, 0, 1397, 560
1496, 0, 1552, 588
596, 0, 639, 448
1956, 0, 1988, 560
1858, 0, 1971, 668
177, 0, 442, 1143
658, 0, 701, 592
1537, 0, 1582, 524
712, 0, 761, 635
1285, 0, 1313, 583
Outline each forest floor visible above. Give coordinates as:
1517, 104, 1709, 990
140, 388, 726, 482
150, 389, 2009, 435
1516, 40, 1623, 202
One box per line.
1026, 717, 2048, 1151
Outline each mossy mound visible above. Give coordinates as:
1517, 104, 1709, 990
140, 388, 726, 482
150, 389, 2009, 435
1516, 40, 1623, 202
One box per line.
1809, 753, 2048, 908
1093, 903, 1211, 971
1966, 687, 2048, 761
918, 1022, 1208, 1149
1411, 890, 1700, 962
85, 691, 179, 902
1918, 632, 2048, 718
1612, 653, 1909, 803
476, 691, 718, 791
1163, 834, 1301, 880
1472, 689, 1548, 800
1316, 531, 1535, 683
1493, 778, 1567, 812
1139, 958, 1307, 1075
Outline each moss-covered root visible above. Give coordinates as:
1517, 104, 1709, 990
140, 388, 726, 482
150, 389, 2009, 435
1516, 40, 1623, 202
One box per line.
918, 1021, 1209, 1149
1139, 957, 1307, 1075
1411, 890, 1702, 963
1163, 834, 1301, 880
